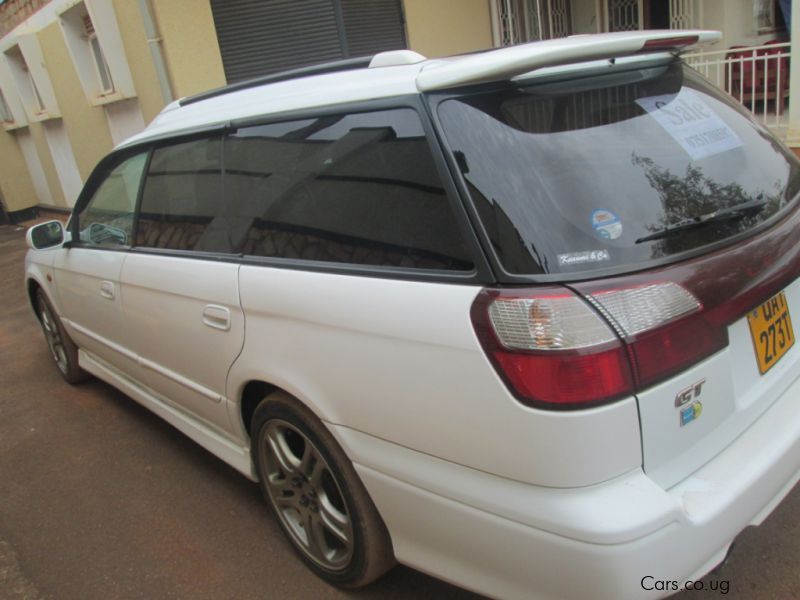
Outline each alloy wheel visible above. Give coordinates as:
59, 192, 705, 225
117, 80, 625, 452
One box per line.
39, 299, 69, 375
261, 419, 354, 571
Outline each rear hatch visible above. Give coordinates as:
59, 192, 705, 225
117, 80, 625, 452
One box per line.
435, 55, 800, 488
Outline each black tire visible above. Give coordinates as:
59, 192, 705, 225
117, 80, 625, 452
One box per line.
36, 288, 88, 384
251, 391, 395, 587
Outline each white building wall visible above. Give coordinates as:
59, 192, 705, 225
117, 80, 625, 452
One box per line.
16, 129, 53, 205
572, 0, 601, 33
42, 120, 82, 206
104, 98, 146, 147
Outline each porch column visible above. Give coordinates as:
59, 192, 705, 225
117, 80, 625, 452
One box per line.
786, 0, 800, 147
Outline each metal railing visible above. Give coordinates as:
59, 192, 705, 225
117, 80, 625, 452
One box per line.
683, 41, 791, 130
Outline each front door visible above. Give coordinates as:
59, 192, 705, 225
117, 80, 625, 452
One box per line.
54, 151, 148, 376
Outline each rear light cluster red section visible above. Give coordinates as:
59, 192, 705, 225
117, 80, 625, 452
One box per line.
471, 288, 635, 408
584, 282, 725, 390
472, 204, 800, 410
472, 284, 704, 409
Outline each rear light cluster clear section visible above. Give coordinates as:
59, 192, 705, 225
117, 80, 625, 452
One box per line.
488, 294, 616, 349
587, 283, 700, 336
471, 282, 722, 409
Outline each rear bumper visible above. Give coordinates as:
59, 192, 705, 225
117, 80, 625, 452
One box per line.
332, 366, 800, 600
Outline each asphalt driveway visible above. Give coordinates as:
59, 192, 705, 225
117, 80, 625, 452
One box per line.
1, 223, 799, 600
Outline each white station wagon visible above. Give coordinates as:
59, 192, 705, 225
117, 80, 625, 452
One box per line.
24, 30, 800, 599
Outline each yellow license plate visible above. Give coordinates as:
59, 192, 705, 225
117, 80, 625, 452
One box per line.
747, 291, 795, 374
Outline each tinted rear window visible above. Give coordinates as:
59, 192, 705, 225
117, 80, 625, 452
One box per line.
438, 60, 800, 275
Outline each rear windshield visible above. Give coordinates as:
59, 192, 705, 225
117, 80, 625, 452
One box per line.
437, 59, 800, 276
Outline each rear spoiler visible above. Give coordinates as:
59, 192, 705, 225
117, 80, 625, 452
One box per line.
416, 30, 721, 91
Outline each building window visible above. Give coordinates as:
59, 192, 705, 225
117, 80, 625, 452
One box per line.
754, 0, 786, 33
0, 89, 12, 122
607, 0, 642, 31
24, 65, 46, 113
84, 15, 114, 94
4, 44, 52, 118
668, 0, 695, 29
58, 2, 131, 102
494, 0, 571, 46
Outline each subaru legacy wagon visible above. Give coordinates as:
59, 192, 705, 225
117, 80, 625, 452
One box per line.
25, 30, 800, 599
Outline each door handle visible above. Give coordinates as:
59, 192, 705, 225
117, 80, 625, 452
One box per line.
202, 304, 231, 331
100, 280, 115, 300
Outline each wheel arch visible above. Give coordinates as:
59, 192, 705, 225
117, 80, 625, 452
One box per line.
232, 372, 341, 441
239, 379, 279, 436
27, 277, 45, 321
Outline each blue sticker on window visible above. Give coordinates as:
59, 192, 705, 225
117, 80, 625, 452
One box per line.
591, 209, 622, 240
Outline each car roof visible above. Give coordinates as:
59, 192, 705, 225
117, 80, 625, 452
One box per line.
119, 30, 720, 149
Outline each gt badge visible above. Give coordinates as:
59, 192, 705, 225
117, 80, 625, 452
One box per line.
675, 378, 706, 407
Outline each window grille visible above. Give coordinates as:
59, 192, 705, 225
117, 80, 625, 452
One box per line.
549, 0, 570, 38
669, 0, 695, 28
499, 0, 522, 45
83, 12, 114, 94
495, 0, 571, 46
607, 0, 643, 32
83, 14, 95, 35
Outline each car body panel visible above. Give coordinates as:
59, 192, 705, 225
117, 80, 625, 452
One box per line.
638, 279, 800, 488
233, 264, 643, 487
341, 354, 800, 598
52, 247, 140, 376
120, 252, 244, 434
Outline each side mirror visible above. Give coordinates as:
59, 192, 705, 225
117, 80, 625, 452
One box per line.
26, 220, 65, 250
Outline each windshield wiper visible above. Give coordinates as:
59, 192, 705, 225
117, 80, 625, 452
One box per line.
635, 198, 768, 244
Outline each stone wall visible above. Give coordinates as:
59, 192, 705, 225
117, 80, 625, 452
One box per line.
0, 0, 52, 37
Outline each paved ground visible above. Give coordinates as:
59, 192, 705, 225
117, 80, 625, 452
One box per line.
1, 223, 799, 600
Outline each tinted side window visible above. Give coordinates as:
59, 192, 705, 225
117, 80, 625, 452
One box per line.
137, 137, 230, 253
225, 109, 473, 270
78, 152, 147, 247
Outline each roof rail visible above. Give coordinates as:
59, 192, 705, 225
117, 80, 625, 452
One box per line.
180, 55, 375, 107
416, 30, 721, 91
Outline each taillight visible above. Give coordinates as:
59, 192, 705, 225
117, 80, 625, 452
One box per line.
471, 281, 727, 409
584, 282, 728, 389
471, 287, 635, 409
473, 202, 800, 410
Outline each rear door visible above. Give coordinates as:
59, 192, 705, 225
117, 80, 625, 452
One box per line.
121, 136, 244, 434
54, 151, 148, 375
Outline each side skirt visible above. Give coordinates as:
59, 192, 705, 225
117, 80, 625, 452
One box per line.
79, 349, 258, 482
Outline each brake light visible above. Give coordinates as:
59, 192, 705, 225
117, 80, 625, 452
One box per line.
471, 282, 725, 409
471, 287, 635, 409
585, 282, 728, 389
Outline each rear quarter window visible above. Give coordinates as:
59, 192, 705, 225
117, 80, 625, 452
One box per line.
224, 108, 474, 271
